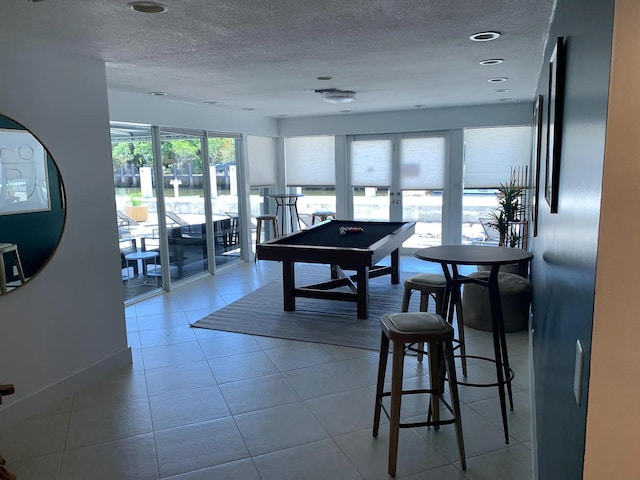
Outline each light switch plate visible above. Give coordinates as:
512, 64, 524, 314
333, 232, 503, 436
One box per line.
573, 340, 584, 406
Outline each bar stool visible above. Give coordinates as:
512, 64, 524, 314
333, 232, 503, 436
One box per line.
0, 243, 26, 294
401, 273, 466, 374
254, 214, 279, 262
311, 210, 336, 225
373, 312, 466, 477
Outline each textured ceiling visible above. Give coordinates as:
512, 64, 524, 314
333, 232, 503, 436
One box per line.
2, 0, 555, 118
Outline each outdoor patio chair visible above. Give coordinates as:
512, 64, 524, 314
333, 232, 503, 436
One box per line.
479, 215, 500, 245
166, 211, 197, 234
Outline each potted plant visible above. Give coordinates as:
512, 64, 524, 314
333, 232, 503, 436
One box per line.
487, 179, 526, 247
124, 192, 149, 221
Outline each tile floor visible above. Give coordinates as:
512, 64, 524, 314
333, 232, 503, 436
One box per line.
0, 256, 533, 479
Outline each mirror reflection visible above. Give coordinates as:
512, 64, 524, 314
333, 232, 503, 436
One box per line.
0, 113, 66, 294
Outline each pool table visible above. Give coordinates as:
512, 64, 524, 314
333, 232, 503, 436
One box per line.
256, 219, 416, 319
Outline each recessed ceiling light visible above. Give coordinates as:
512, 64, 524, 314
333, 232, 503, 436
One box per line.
469, 31, 501, 42
499, 98, 513, 102
413, 105, 425, 108
479, 59, 504, 66
339, 110, 351, 113
128, 1, 166, 13
493, 88, 511, 93
316, 76, 332, 81
488, 77, 508, 83
243, 108, 255, 111
203, 101, 219, 105
148, 91, 167, 96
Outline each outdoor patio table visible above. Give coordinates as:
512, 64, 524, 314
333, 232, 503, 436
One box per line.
125, 251, 159, 285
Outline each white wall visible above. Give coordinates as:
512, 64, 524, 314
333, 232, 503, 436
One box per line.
108, 90, 278, 136
0, 46, 130, 429
278, 103, 533, 136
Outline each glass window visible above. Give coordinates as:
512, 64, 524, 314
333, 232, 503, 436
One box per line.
285, 136, 336, 228
462, 126, 533, 245
247, 135, 276, 188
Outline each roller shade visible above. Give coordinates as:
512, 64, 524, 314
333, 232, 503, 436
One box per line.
247, 135, 276, 187
285, 135, 335, 186
351, 139, 392, 187
399, 137, 445, 190
463, 126, 532, 188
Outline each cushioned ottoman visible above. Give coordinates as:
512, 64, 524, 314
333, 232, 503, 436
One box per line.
462, 270, 532, 332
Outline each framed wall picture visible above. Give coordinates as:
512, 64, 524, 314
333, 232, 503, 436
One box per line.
545, 36, 566, 213
0, 127, 51, 215
532, 94, 544, 236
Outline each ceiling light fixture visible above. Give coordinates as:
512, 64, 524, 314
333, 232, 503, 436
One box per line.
203, 101, 219, 105
316, 76, 332, 81
314, 88, 356, 104
148, 91, 167, 96
479, 59, 504, 66
469, 31, 501, 42
128, 1, 166, 14
493, 88, 511, 93
488, 77, 508, 83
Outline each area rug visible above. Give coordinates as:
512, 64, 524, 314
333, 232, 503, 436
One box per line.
190, 267, 425, 350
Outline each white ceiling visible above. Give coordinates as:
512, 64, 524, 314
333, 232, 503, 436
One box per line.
3, 0, 555, 118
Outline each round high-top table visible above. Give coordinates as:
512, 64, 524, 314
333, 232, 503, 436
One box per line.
267, 193, 304, 235
414, 245, 533, 444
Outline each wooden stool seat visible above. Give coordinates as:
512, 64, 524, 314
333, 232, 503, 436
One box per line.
311, 211, 336, 224
0, 243, 26, 294
401, 273, 467, 374
373, 312, 466, 477
255, 214, 279, 262
401, 273, 446, 313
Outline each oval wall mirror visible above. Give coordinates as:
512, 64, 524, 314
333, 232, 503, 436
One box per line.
0, 113, 66, 294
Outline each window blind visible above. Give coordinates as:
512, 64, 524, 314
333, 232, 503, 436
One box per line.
399, 137, 446, 190
351, 139, 392, 187
284, 135, 335, 186
247, 135, 276, 187
463, 126, 532, 188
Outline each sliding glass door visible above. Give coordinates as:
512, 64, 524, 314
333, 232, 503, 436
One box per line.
111, 123, 163, 302
158, 129, 209, 283
208, 135, 242, 267
112, 124, 247, 303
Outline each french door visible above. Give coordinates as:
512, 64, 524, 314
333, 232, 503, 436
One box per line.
349, 133, 448, 249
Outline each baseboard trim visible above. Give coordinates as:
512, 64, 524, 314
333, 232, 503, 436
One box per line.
0, 347, 132, 431
529, 315, 538, 480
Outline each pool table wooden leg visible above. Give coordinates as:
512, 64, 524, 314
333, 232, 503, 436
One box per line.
390, 248, 400, 284
356, 266, 369, 319
282, 261, 296, 311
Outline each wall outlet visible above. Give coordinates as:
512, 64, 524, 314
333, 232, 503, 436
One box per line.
573, 340, 584, 406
